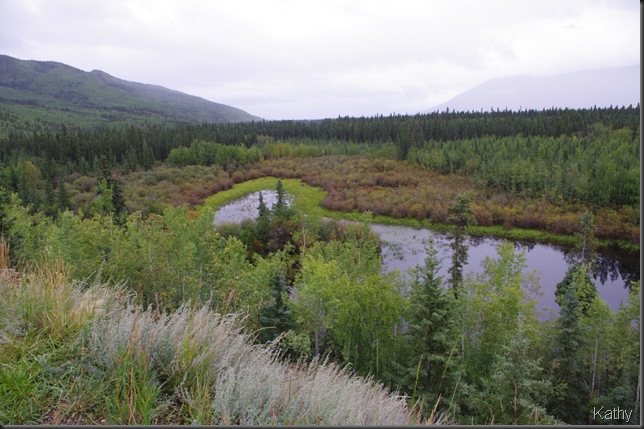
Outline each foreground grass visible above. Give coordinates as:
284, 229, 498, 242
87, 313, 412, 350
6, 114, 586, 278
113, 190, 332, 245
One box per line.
0, 241, 421, 425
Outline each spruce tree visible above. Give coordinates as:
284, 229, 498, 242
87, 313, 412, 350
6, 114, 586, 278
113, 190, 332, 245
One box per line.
109, 175, 126, 223
254, 191, 270, 253
56, 179, 71, 213
447, 193, 476, 298
96, 154, 126, 222
404, 239, 460, 419
258, 191, 269, 219
44, 178, 56, 217
550, 270, 589, 424
272, 179, 289, 218
258, 271, 293, 344
576, 211, 598, 265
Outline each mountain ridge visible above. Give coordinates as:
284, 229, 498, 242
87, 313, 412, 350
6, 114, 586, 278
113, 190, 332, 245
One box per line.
427, 65, 640, 113
0, 54, 261, 128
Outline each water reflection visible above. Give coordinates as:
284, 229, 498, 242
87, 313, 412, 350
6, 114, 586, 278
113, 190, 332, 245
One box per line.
214, 190, 639, 316
372, 223, 637, 315
213, 190, 292, 226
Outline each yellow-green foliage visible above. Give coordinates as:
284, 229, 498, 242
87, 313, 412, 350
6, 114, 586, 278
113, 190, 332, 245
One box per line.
201, 177, 329, 218
0, 246, 421, 425
2, 198, 281, 316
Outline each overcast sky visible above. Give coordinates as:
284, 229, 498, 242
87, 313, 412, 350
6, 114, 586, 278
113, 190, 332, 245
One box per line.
0, 0, 639, 120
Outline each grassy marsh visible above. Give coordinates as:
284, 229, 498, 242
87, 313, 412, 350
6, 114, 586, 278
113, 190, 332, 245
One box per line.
197, 176, 636, 252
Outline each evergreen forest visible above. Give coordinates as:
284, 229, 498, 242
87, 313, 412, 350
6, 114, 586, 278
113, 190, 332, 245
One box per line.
0, 105, 640, 425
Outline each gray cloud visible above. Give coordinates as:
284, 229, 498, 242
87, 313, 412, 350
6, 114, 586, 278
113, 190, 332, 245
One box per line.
1, 0, 639, 119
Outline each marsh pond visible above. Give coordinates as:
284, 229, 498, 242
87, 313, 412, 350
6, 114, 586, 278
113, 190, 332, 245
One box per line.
214, 190, 639, 317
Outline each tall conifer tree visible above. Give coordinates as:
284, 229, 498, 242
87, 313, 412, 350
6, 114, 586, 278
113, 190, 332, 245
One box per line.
404, 239, 460, 419
447, 193, 476, 298
550, 269, 589, 424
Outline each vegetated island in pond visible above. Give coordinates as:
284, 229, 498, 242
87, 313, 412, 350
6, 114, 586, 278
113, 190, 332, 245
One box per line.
195, 154, 638, 252
205, 177, 638, 307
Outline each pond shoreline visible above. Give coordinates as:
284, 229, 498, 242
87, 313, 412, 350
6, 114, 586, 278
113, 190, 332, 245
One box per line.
202, 182, 639, 316
198, 176, 639, 254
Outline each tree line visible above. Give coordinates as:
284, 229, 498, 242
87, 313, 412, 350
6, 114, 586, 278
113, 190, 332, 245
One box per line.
0, 106, 638, 219
1, 105, 639, 169
407, 124, 639, 207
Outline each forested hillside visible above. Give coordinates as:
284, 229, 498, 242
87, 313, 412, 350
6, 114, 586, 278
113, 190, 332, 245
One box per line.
0, 105, 640, 425
0, 55, 260, 130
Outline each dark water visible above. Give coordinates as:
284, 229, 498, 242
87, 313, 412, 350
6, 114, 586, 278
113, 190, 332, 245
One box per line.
215, 190, 639, 316
371, 224, 638, 317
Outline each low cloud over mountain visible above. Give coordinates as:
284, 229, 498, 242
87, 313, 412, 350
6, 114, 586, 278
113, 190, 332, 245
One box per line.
427, 65, 639, 113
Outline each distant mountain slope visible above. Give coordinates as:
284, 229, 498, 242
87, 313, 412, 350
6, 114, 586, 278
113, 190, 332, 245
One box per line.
427, 65, 640, 113
0, 54, 261, 128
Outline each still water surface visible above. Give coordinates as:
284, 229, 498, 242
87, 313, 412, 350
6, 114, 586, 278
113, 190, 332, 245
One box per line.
214, 190, 639, 316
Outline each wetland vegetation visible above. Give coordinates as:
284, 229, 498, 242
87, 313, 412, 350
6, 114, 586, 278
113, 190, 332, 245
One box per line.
0, 106, 640, 424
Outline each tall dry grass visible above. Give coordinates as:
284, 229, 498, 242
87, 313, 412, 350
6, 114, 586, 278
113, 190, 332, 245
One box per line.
1, 236, 422, 425
0, 253, 118, 342
87, 301, 420, 425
